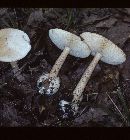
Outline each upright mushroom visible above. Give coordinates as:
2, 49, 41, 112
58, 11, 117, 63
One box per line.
0, 28, 31, 82
72, 32, 126, 112
37, 28, 91, 96
59, 32, 126, 118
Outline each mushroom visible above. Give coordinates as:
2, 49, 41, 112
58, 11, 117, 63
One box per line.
0, 28, 31, 82
37, 28, 91, 96
59, 32, 126, 118
72, 32, 126, 112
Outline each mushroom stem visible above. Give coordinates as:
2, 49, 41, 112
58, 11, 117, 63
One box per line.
10, 61, 25, 82
72, 52, 102, 111
49, 46, 70, 78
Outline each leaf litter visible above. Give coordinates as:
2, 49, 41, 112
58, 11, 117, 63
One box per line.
0, 8, 130, 127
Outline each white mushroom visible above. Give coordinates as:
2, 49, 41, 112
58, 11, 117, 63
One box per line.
0, 28, 31, 82
71, 32, 126, 112
37, 28, 91, 96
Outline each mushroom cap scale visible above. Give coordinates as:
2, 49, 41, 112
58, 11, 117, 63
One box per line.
0, 28, 31, 62
49, 28, 91, 58
80, 32, 126, 65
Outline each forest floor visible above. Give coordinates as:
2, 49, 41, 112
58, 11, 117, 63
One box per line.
1, 8, 130, 127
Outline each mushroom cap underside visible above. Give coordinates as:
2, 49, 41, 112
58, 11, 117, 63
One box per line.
49, 28, 91, 58
0, 28, 31, 62
80, 32, 126, 65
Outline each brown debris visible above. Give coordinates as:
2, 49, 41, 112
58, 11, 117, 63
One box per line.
96, 18, 117, 28
0, 8, 130, 127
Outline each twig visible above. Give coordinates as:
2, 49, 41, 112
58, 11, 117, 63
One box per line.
105, 92, 127, 123
0, 83, 7, 88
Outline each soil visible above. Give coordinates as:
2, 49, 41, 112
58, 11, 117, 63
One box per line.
0, 8, 130, 127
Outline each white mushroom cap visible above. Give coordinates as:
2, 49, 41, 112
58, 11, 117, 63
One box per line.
49, 28, 91, 58
0, 28, 31, 62
80, 32, 126, 65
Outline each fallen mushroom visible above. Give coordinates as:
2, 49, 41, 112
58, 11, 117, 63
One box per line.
59, 32, 126, 119
37, 28, 91, 96
0, 28, 31, 82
